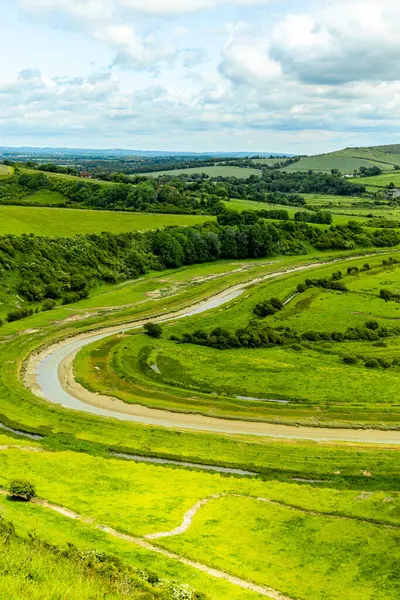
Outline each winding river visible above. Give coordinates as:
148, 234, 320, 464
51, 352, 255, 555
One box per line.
28, 260, 400, 444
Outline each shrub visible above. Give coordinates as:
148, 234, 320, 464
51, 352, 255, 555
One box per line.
365, 320, 379, 331
343, 354, 358, 365
144, 322, 163, 338
378, 358, 392, 369
297, 283, 306, 293
42, 298, 56, 311
9, 480, 36, 502
7, 307, 34, 322
365, 358, 380, 369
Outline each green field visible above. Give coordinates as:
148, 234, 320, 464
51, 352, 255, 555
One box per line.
0, 164, 13, 176
0, 443, 398, 600
0, 206, 211, 236
284, 145, 400, 174
0, 235, 398, 598
250, 158, 288, 166
142, 166, 262, 179
351, 172, 400, 189
74, 253, 400, 427
225, 198, 371, 225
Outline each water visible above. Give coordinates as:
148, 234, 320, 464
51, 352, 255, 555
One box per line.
0, 422, 43, 440
111, 452, 257, 476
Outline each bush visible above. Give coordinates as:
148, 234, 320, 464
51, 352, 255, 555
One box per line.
144, 322, 163, 338
365, 320, 379, 331
9, 480, 36, 502
365, 358, 380, 369
7, 307, 34, 322
297, 283, 306, 293
42, 298, 56, 311
343, 354, 358, 365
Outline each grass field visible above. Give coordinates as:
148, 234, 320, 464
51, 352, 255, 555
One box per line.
0, 248, 398, 599
351, 172, 400, 189
0, 206, 212, 236
284, 145, 400, 174
250, 158, 288, 166
74, 253, 400, 427
0, 444, 398, 600
142, 166, 262, 179
225, 198, 372, 225
0, 164, 13, 176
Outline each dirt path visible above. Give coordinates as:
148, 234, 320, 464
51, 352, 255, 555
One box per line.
145, 494, 399, 539
25, 254, 400, 444
0, 488, 291, 600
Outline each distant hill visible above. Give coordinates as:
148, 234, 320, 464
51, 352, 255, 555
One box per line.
284, 144, 400, 174
0, 146, 293, 159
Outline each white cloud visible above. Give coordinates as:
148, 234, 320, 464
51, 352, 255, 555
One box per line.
20, 0, 282, 17
7, 0, 400, 150
271, 0, 400, 83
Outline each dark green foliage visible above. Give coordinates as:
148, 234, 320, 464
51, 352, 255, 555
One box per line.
366, 320, 379, 331
295, 210, 333, 225
7, 307, 34, 322
343, 355, 358, 365
9, 479, 36, 501
365, 358, 380, 369
304, 278, 348, 292
144, 323, 163, 339
42, 299, 57, 311
254, 297, 283, 317
380, 288, 400, 302
297, 283, 307, 293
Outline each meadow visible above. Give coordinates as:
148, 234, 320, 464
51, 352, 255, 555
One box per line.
352, 172, 400, 189
0, 443, 398, 600
0, 205, 211, 236
74, 253, 400, 427
142, 166, 262, 179
284, 145, 400, 174
0, 240, 398, 599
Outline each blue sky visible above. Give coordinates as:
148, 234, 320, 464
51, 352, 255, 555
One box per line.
0, 0, 399, 153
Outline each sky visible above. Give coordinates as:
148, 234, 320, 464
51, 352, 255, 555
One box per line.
0, 0, 399, 154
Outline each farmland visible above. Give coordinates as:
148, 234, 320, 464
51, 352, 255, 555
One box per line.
0, 205, 211, 236
351, 172, 400, 189
142, 166, 262, 178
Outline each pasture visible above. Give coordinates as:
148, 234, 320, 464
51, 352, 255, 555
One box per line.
352, 172, 400, 189
0, 248, 398, 599
0, 164, 13, 176
74, 253, 400, 426
142, 166, 262, 179
0, 444, 398, 600
0, 206, 211, 236
284, 145, 400, 174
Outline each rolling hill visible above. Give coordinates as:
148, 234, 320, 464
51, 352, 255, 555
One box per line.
284, 144, 400, 174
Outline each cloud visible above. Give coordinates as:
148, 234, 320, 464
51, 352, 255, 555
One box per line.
20, 0, 282, 17
270, 0, 400, 84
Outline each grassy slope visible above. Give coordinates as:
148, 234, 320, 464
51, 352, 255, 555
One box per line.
284, 145, 400, 174
0, 253, 398, 598
0, 164, 13, 176
142, 166, 262, 179
0, 206, 212, 236
351, 172, 400, 189
0, 444, 398, 600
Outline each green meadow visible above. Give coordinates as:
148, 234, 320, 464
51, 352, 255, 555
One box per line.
0, 444, 398, 600
0, 239, 398, 599
142, 166, 262, 179
0, 205, 211, 236
74, 253, 400, 427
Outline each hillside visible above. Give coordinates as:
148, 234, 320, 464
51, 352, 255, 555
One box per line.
284, 144, 400, 174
